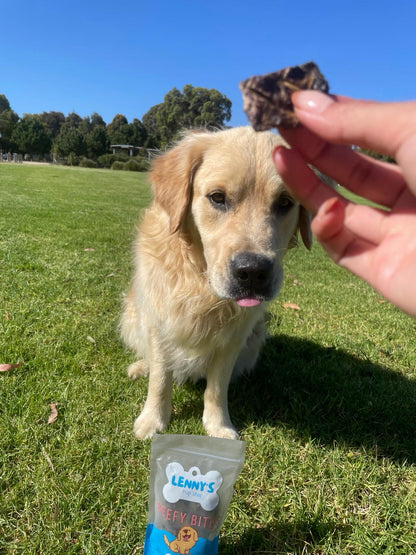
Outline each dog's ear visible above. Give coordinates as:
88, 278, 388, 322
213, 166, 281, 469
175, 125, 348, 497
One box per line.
289, 205, 312, 250
299, 205, 312, 249
151, 134, 206, 233
191, 528, 199, 542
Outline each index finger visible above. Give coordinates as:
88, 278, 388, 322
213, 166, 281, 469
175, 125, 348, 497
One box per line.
291, 92, 416, 191
279, 124, 406, 209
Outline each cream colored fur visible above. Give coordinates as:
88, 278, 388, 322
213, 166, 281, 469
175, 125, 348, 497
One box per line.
120, 127, 311, 439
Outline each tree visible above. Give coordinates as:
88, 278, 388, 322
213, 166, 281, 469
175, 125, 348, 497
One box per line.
79, 113, 106, 136
0, 94, 11, 113
52, 112, 108, 161
11, 114, 51, 156
65, 112, 82, 128
182, 85, 232, 128
130, 118, 148, 147
107, 114, 147, 147
142, 104, 162, 148
53, 125, 86, 157
148, 85, 232, 147
142, 104, 161, 137
0, 94, 19, 151
40, 111, 65, 139
85, 126, 109, 159
107, 114, 129, 144
90, 112, 106, 129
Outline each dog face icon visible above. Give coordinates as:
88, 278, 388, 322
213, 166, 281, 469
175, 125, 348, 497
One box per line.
164, 526, 199, 554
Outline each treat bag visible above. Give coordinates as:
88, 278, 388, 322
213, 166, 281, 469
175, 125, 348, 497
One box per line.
144, 434, 246, 555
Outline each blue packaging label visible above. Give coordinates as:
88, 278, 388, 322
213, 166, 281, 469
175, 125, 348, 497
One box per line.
144, 524, 219, 555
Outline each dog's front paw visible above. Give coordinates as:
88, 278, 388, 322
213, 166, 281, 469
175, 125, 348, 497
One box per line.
127, 360, 148, 380
133, 410, 169, 440
203, 420, 239, 440
208, 425, 239, 440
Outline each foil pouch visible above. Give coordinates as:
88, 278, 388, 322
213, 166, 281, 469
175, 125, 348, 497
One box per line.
144, 434, 246, 554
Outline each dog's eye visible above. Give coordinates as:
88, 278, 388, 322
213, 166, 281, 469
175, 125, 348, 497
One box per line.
208, 191, 227, 210
274, 194, 295, 214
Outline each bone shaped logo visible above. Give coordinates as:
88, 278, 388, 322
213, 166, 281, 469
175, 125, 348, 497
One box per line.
163, 463, 223, 511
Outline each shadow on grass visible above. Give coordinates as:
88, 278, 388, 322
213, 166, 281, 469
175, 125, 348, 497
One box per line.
229, 335, 416, 464
173, 335, 415, 553
218, 518, 351, 555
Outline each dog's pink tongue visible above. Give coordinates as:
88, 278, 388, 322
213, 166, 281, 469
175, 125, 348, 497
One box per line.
237, 298, 262, 307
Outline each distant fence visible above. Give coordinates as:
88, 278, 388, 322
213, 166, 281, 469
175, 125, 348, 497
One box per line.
110, 144, 159, 160
0, 150, 23, 163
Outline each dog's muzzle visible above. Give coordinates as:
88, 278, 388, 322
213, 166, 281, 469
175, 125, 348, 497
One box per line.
229, 252, 275, 304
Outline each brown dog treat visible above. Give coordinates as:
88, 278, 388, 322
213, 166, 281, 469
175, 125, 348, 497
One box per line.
240, 61, 329, 130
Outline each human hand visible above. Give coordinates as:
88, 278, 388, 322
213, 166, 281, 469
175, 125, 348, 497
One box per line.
273, 91, 416, 317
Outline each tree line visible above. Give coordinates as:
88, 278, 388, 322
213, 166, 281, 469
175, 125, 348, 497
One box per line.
0, 85, 232, 166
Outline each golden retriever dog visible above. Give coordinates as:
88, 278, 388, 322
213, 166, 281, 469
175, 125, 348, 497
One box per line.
164, 527, 199, 554
120, 126, 311, 440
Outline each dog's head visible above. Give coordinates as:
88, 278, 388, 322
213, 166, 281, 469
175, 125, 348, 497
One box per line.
151, 127, 311, 307
177, 526, 198, 544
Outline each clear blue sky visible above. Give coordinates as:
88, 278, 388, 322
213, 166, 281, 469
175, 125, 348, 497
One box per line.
2, 0, 416, 128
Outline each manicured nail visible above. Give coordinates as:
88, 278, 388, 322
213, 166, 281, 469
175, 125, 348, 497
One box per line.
273, 144, 288, 164
273, 144, 288, 157
320, 196, 343, 216
314, 197, 345, 225
293, 90, 335, 114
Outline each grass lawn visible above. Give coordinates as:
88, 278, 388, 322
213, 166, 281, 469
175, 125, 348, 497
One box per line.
1, 163, 415, 554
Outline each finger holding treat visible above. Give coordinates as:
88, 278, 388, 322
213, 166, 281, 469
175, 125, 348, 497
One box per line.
240, 61, 329, 130
241, 63, 416, 316
277, 92, 413, 207
287, 90, 416, 191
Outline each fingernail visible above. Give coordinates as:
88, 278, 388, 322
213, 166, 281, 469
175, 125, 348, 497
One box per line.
293, 90, 335, 114
273, 144, 288, 156
272, 144, 289, 164
319, 196, 344, 216
314, 197, 345, 225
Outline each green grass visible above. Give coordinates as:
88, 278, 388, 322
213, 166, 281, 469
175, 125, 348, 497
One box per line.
1, 163, 415, 554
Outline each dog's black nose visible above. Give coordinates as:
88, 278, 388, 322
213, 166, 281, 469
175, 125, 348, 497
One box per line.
230, 253, 274, 290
